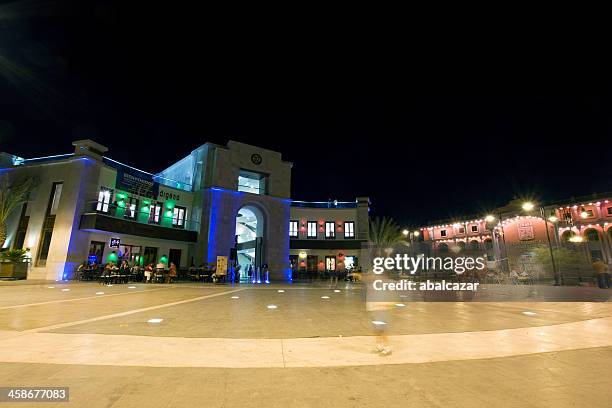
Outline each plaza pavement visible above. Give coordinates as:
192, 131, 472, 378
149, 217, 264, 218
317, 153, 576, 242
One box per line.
0, 280, 611, 407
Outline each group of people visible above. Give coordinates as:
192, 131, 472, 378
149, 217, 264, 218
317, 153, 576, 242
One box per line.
77, 259, 177, 283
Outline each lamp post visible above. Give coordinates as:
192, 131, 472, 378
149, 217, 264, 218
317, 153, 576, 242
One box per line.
486, 213, 508, 274
403, 229, 419, 256
522, 201, 560, 286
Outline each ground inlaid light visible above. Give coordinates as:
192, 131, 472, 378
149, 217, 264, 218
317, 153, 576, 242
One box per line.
231, 296, 240, 299
321, 296, 330, 299
128, 286, 136, 289
106, 284, 113, 287
47, 286, 55, 289
522, 311, 537, 316
395, 303, 406, 307
372, 320, 387, 325
267, 305, 277, 309
96, 292, 104, 295
61, 288, 70, 292
334, 290, 341, 293
147, 318, 163, 324
277, 290, 285, 293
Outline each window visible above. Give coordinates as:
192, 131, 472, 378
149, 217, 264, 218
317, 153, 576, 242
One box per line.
97, 187, 112, 213
172, 206, 187, 228
124, 197, 139, 219
289, 220, 299, 237
607, 207, 612, 216
458, 227, 465, 234
49, 183, 62, 215
36, 182, 62, 266
344, 221, 355, 238
88, 241, 105, 264
325, 222, 336, 239
307, 221, 317, 238
471, 225, 479, 233
585, 209, 595, 217
440, 229, 447, 237
148, 202, 162, 224
237, 170, 268, 195
325, 256, 336, 271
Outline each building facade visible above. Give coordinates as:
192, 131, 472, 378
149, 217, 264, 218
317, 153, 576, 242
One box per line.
0, 140, 369, 281
418, 197, 612, 271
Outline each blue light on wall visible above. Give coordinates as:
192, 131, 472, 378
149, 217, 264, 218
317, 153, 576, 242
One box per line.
206, 188, 222, 263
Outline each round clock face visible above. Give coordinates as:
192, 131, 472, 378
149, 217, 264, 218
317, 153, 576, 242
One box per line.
251, 153, 262, 165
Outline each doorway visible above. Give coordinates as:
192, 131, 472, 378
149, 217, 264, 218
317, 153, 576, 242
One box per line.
169, 249, 181, 269
235, 206, 265, 280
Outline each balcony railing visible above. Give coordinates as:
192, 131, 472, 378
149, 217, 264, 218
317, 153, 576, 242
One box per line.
80, 201, 200, 242
82, 200, 200, 231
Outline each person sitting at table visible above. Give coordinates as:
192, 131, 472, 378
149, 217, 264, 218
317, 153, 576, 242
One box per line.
166, 262, 177, 283
156, 261, 165, 270
104, 262, 115, 273
144, 263, 153, 283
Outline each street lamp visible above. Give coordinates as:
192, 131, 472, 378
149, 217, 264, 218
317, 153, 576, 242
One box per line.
402, 229, 409, 237
485, 214, 496, 223
522, 201, 535, 212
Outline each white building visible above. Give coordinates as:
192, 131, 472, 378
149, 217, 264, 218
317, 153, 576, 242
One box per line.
0, 139, 369, 281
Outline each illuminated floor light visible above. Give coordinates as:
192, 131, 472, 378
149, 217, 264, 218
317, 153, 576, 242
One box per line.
334, 289, 341, 293
96, 292, 104, 295
267, 305, 277, 309
61, 289, 70, 292
522, 311, 537, 316
47, 286, 55, 289
231, 296, 240, 299
106, 284, 113, 287
277, 290, 285, 293
147, 318, 163, 324
128, 286, 136, 289
321, 296, 330, 299
371, 320, 387, 325
395, 303, 406, 307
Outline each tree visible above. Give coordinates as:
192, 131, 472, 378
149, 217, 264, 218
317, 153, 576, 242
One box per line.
0, 177, 35, 248
368, 216, 403, 250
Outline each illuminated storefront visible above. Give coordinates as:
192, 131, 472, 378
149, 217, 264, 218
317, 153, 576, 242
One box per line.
1, 139, 369, 281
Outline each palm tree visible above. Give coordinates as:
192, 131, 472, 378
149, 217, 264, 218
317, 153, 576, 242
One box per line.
368, 216, 403, 250
0, 177, 35, 248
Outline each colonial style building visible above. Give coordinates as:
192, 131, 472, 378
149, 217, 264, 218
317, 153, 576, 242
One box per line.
0, 140, 369, 281
419, 197, 612, 268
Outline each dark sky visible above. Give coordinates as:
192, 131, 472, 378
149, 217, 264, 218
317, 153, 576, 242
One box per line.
1, 1, 611, 226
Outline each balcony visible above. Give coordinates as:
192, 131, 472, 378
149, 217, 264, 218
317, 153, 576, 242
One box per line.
79, 201, 198, 242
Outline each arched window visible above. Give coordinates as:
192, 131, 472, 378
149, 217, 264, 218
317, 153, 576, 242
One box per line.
470, 240, 480, 251
561, 230, 575, 242
585, 229, 600, 242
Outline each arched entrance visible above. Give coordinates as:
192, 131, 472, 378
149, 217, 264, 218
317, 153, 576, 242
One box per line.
235, 205, 265, 280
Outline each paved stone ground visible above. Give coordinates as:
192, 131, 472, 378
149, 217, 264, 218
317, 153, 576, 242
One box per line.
0, 281, 610, 407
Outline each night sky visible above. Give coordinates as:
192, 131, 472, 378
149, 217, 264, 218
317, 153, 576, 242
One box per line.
1, 2, 611, 226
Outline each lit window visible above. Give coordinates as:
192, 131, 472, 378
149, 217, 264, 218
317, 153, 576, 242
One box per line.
149, 202, 162, 224
96, 187, 112, 213
344, 222, 355, 238
307, 221, 317, 238
173, 206, 187, 228
237, 170, 267, 195
125, 197, 139, 219
325, 222, 336, 239
289, 220, 298, 237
